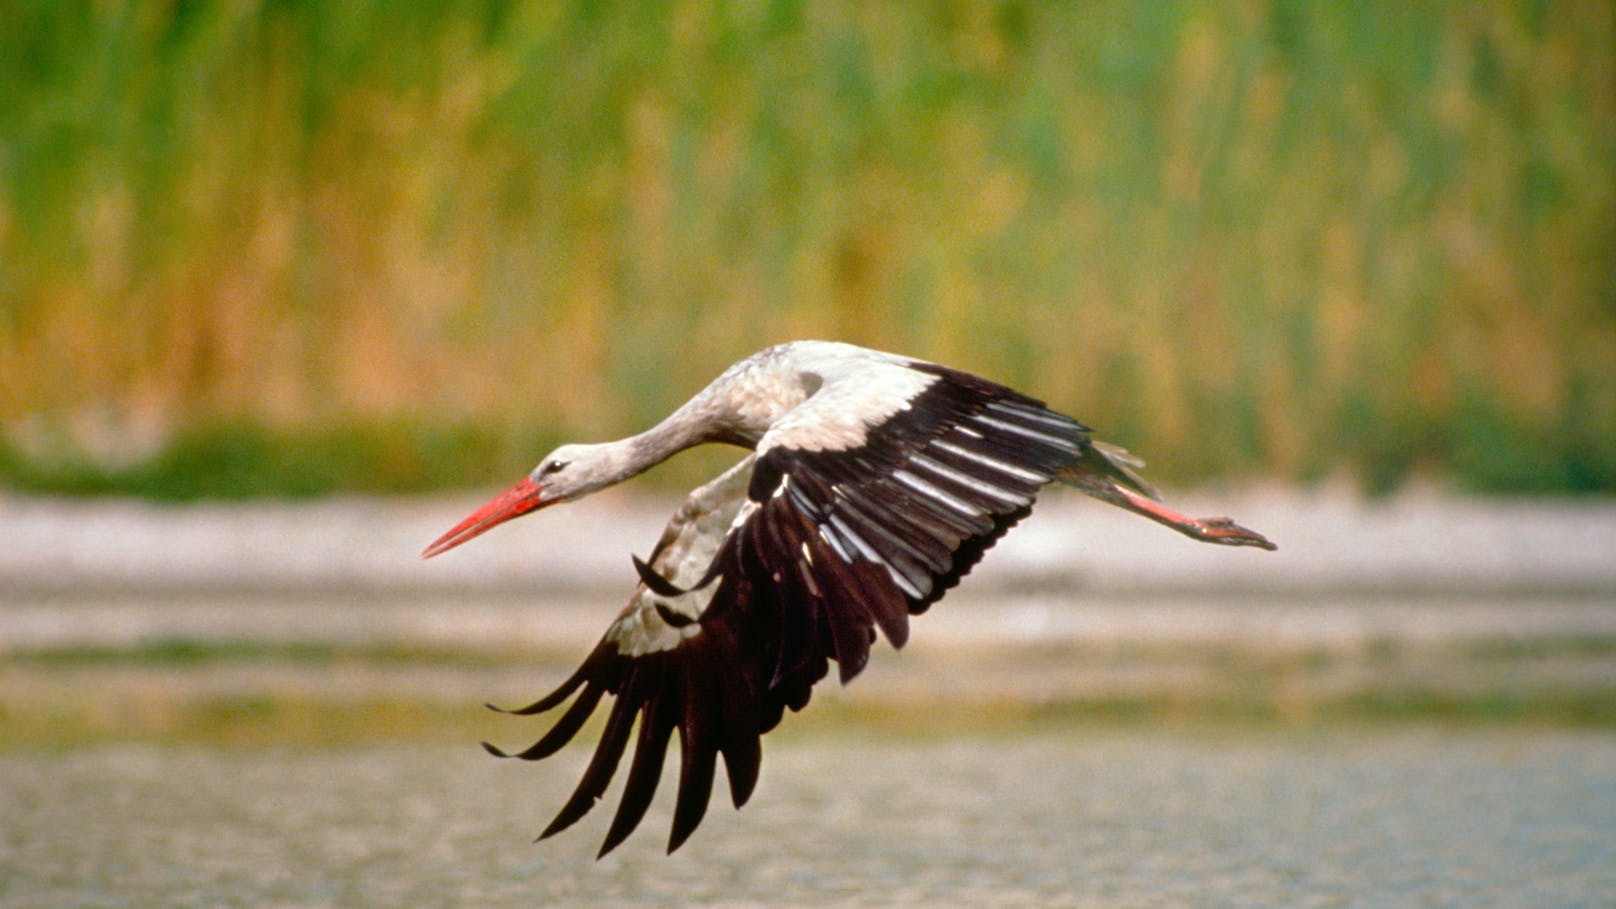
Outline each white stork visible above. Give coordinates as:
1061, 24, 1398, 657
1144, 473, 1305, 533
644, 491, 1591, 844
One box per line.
421, 340, 1274, 856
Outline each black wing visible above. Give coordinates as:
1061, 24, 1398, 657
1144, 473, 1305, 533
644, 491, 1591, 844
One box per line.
484, 364, 1090, 855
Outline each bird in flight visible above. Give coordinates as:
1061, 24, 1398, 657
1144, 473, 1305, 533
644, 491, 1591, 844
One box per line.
422, 340, 1275, 856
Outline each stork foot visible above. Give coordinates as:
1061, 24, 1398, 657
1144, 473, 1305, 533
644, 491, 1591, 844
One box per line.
1089, 483, 1278, 551
1180, 516, 1277, 550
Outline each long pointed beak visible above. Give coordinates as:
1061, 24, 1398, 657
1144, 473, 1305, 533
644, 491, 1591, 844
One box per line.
421, 477, 548, 559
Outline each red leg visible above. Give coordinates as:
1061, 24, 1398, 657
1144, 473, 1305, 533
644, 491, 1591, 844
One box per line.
1061, 466, 1275, 549
1058, 461, 1276, 550
1107, 485, 1276, 549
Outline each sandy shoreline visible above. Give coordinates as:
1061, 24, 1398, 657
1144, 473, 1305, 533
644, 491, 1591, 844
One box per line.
5, 486, 1613, 654
6, 485, 1614, 596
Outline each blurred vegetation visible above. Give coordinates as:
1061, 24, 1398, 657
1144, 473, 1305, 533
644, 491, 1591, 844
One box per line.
1, 1, 1612, 498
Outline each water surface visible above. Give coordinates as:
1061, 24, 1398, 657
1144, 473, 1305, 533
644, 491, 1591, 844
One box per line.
4, 730, 1612, 908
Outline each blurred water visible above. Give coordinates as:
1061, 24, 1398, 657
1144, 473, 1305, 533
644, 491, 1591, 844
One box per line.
3, 731, 1613, 908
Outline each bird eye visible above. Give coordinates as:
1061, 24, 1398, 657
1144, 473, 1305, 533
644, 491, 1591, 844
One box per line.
540, 459, 569, 476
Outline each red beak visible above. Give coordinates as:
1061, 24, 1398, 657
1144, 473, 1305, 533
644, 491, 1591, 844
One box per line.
421, 477, 548, 559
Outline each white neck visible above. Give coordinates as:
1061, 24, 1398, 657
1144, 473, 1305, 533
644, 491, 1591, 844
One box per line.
584, 396, 722, 492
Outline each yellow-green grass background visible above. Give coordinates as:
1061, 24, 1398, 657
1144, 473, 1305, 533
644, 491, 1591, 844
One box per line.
2, 1, 1612, 498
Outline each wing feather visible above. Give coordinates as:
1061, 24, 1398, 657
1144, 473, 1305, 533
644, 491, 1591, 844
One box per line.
539, 691, 638, 840
492, 684, 604, 761
668, 649, 719, 853
599, 687, 674, 856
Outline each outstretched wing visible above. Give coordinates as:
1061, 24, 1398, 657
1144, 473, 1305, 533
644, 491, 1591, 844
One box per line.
485, 363, 1091, 855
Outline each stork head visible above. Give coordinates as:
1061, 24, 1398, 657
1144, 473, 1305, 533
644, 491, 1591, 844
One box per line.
420, 442, 626, 559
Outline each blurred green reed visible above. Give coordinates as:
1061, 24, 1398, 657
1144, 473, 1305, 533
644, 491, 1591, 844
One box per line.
1, 1, 1611, 497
